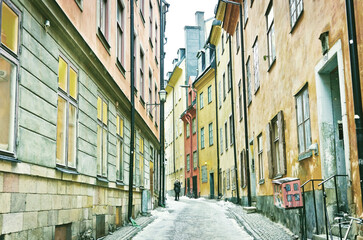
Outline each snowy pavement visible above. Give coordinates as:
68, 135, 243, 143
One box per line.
132, 196, 253, 240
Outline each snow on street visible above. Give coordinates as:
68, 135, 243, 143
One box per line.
132, 197, 253, 240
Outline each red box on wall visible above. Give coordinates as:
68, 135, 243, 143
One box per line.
272, 177, 303, 209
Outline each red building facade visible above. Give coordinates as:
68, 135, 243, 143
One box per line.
181, 78, 199, 198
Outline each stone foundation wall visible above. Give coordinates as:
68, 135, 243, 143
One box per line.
0, 172, 143, 239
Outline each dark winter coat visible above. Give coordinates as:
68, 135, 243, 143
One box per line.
174, 181, 181, 193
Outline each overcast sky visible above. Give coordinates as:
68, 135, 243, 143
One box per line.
164, 0, 216, 76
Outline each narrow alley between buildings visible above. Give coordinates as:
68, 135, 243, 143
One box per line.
106, 197, 295, 240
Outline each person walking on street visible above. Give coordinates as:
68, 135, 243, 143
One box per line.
174, 179, 181, 201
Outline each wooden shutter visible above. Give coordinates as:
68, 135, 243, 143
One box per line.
266, 123, 273, 179
277, 111, 286, 175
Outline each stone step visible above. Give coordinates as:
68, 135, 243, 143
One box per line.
243, 206, 257, 214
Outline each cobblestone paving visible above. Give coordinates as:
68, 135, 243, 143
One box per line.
224, 201, 297, 240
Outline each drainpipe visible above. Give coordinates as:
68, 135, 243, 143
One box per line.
228, 35, 240, 204
345, 0, 363, 208
239, 4, 251, 207
128, 0, 135, 221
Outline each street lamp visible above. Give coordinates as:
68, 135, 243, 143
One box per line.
146, 90, 167, 106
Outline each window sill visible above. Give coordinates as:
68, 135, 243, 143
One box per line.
239, 117, 243, 122
56, 166, 79, 175
97, 175, 109, 183
116, 59, 126, 77
139, 10, 146, 25
75, 0, 83, 11
0, 153, 20, 163
149, 112, 154, 120
244, 18, 248, 29
259, 179, 265, 185
149, 38, 154, 49
254, 86, 260, 95
193, 132, 196, 135
273, 174, 283, 180
97, 28, 111, 55
236, 46, 240, 55
155, 56, 158, 65
298, 151, 313, 161
116, 180, 125, 186
267, 58, 276, 72
140, 97, 145, 108
209, 143, 214, 147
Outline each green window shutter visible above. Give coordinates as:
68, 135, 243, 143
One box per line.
266, 123, 274, 179
277, 111, 286, 175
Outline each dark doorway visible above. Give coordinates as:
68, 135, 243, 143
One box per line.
210, 173, 214, 199
192, 176, 198, 198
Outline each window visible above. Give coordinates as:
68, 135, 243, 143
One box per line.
139, 137, 144, 186
192, 118, 196, 134
56, 56, 78, 169
97, 96, 108, 177
266, 111, 286, 178
187, 154, 190, 171
219, 81, 222, 108
290, 0, 303, 28
253, 38, 259, 92
202, 165, 207, 183
222, 33, 225, 53
186, 122, 190, 138
266, 2, 276, 66
133, 35, 137, 90
149, 1, 153, 41
231, 168, 236, 190
246, 57, 252, 104
1, 0, 19, 54
227, 62, 232, 92
139, 0, 145, 18
296, 87, 311, 155
99, 0, 109, 40
243, 0, 248, 25
225, 122, 228, 150
236, 22, 240, 51
227, 169, 230, 190
223, 73, 226, 100
0, 0, 20, 157
258, 134, 263, 182
209, 123, 213, 146
140, 49, 145, 100
201, 127, 205, 149
154, 84, 158, 124
207, 85, 212, 103
148, 70, 153, 116
220, 128, 223, 154
238, 80, 243, 120
229, 115, 234, 145
117, 0, 125, 67
240, 150, 247, 188
193, 151, 197, 170
199, 92, 204, 109
116, 115, 124, 181
155, 24, 158, 59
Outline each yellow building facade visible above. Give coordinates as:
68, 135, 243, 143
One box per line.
193, 59, 218, 198
165, 57, 187, 196
213, 0, 363, 238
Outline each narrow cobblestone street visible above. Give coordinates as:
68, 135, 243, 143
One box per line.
132, 197, 253, 240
